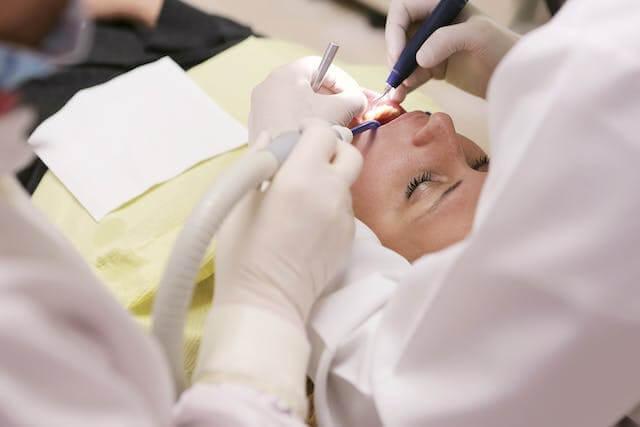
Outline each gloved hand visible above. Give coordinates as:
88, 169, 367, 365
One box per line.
215, 120, 361, 325
248, 57, 367, 142
195, 120, 362, 418
385, 1, 520, 100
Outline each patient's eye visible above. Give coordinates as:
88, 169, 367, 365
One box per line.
471, 155, 490, 172
406, 171, 433, 199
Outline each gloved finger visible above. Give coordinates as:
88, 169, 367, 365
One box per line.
290, 120, 339, 164
331, 139, 363, 185
406, 67, 431, 87
275, 56, 324, 90
389, 84, 408, 103
404, 66, 434, 89
385, 0, 439, 61
321, 63, 360, 94
416, 22, 474, 70
386, 50, 397, 69
315, 89, 368, 126
430, 61, 448, 81
332, 125, 353, 145
389, 66, 432, 103
309, 62, 367, 120
385, 7, 410, 63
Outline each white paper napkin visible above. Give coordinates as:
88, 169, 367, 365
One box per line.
29, 57, 247, 221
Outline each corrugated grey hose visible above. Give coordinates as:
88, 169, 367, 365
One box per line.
151, 131, 299, 392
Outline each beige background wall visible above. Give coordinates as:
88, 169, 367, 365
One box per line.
183, 0, 550, 148
186, 0, 548, 64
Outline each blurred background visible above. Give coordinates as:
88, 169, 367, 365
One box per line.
186, 0, 555, 64
183, 0, 561, 147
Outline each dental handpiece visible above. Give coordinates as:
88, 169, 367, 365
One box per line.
377, 0, 469, 102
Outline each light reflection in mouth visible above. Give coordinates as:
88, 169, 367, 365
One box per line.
363, 100, 406, 125
350, 91, 433, 134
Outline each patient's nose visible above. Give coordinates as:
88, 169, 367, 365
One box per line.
412, 112, 457, 149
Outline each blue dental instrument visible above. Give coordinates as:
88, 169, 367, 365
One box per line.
351, 119, 381, 135
376, 0, 469, 102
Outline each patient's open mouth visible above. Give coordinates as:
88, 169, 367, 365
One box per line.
363, 100, 405, 125
348, 90, 407, 133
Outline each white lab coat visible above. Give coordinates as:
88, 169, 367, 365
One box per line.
0, 124, 304, 425
309, 0, 640, 425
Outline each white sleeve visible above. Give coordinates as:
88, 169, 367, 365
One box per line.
0, 268, 310, 427
311, 1, 640, 426
0, 264, 174, 426
0, 183, 305, 427
0, 179, 175, 426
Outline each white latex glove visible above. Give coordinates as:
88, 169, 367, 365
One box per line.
195, 120, 362, 418
248, 57, 367, 143
385, 1, 520, 100
215, 120, 361, 324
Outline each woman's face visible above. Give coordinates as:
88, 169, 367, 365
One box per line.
351, 109, 489, 262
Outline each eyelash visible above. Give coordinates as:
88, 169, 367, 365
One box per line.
472, 155, 490, 170
406, 171, 432, 199
406, 156, 489, 199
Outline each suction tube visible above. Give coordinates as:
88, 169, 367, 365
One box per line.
152, 131, 300, 392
